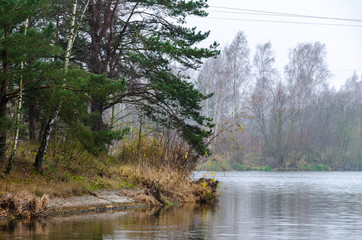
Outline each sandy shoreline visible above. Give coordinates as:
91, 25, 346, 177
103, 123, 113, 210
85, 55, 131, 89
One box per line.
46, 190, 138, 216
0, 190, 145, 219
0, 177, 218, 219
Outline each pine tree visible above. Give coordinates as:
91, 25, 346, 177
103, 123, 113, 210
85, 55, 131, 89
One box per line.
34, 0, 91, 173
0, 0, 45, 163
73, 0, 219, 154
0, 0, 62, 170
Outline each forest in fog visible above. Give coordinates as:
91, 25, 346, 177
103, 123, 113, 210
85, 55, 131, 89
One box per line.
1, 1, 361, 175
196, 31, 362, 170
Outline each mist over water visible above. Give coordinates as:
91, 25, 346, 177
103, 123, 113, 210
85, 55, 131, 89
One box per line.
2, 171, 362, 239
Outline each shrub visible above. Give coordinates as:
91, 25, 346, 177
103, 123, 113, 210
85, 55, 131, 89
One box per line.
258, 165, 271, 171
116, 129, 199, 174
0, 191, 49, 217
231, 162, 246, 171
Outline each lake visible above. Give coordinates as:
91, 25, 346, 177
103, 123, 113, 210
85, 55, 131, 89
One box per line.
1, 171, 362, 239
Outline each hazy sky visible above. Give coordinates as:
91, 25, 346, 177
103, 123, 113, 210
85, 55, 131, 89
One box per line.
187, 0, 362, 89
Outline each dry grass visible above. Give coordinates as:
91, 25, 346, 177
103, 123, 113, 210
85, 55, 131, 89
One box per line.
0, 138, 218, 214
0, 141, 126, 197
116, 130, 199, 174
119, 164, 216, 204
0, 156, 90, 198
121, 189, 163, 207
0, 191, 49, 217
113, 132, 219, 204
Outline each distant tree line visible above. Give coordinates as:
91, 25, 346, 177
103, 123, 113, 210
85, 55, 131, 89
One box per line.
0, 0, 218, 173
197, 31, 362, 170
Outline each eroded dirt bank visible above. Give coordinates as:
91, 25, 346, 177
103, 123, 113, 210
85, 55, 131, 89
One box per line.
0, 178, 218, 219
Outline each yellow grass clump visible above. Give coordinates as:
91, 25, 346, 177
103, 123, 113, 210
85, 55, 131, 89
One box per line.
0, 191, 49, 217
119, 164, 218, 205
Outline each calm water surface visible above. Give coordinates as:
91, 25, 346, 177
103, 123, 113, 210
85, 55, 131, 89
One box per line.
1, 171, 362, 239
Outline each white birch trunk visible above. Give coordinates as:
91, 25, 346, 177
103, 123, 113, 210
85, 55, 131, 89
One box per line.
64, 0, 78, 71
35, 0, 90, 172
7, 19, 29, 173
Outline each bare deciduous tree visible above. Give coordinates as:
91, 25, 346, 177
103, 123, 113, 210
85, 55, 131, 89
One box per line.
249, 42, 278, 159
284, 42, 330, 151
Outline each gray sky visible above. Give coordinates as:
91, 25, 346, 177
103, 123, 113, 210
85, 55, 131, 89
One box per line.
187, 0, 362, 89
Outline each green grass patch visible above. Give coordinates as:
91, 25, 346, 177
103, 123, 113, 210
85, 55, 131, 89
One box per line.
117, 179, 138, 189
258, 165, 272, 171
231, 162, 246, 171
298, 163, 331, 171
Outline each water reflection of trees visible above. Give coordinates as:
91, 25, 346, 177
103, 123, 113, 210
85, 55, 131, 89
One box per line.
0, 218, 49, 238
113, 204, 219, 239
0, 204, 219, 239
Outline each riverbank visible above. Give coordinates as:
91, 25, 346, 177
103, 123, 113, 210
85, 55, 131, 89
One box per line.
197, 154, 336, 171
0, 203, 219, 239
0, 142, 219, 219
0, 179, 218, 219
0, 190, 134, 218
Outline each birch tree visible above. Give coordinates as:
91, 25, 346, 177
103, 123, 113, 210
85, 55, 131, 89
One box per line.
284, 42, 330, 151
249, 42, 278, 158
34, 0, 90, 172
0, 0, 51, 164
6, 19, 28, 173
225, 31, 250, 117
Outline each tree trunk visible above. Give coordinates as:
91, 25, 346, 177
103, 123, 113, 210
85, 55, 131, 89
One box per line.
212, 77, 226, 150
34, 117, 55, 173
0, 99, 7, 163
38, 117, 47, 140
91, 99, 105, 131
87, 0, 122, 133
7, 73, 23, 173
7, 20, 28, 173
34, 0, 86, 172
0, 31, 9, 163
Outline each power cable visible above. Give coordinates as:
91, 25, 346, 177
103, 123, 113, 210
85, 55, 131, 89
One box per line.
203, 16, 362, 28
209, 6, 362, 23
330, 70, 362, 72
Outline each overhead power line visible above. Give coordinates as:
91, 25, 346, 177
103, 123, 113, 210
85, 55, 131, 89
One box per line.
330, 70, 362, 72
209, 6, 362, 23
247, 70, 362, 72
205, 16, 362, 28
